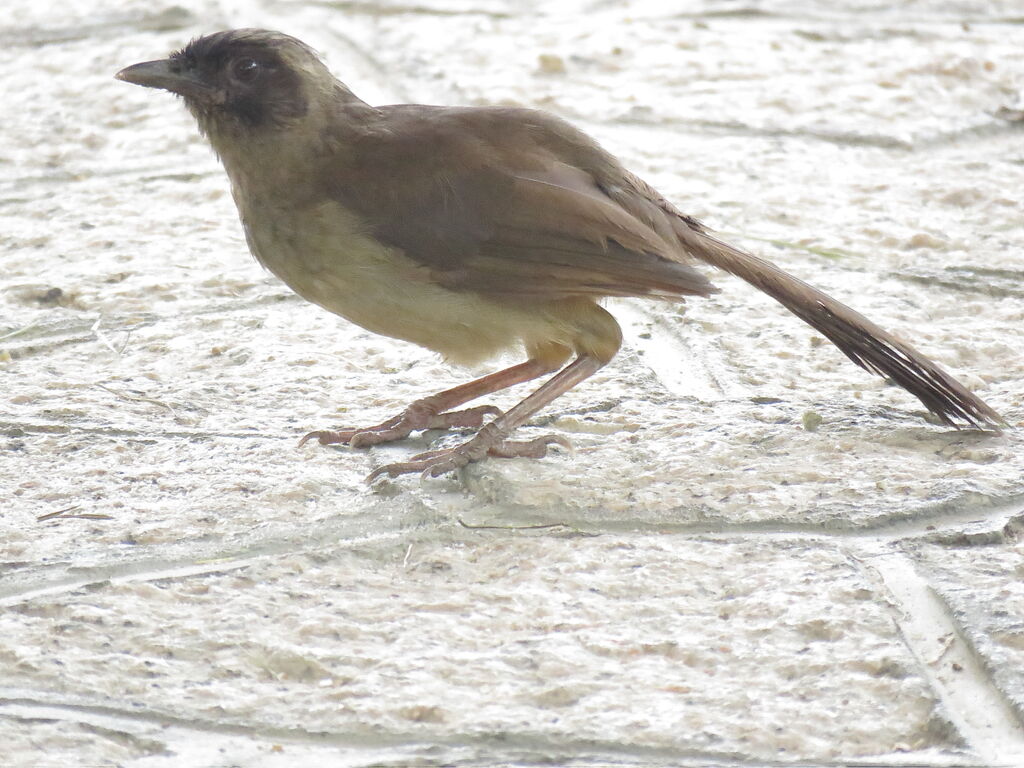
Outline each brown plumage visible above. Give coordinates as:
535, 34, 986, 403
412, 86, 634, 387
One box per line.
115, 29, 1001, 479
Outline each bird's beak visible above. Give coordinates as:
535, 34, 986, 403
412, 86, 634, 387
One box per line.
115, 59, 222, 103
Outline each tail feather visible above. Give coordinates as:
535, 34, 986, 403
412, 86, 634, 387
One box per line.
677, 228, 1002, 429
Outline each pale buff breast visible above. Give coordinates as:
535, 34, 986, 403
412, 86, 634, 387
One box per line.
236, 197, 581, 365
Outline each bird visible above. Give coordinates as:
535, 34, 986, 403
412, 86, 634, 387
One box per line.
115, 29, 1001, 480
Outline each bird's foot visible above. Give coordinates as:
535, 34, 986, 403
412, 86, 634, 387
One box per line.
299, 404, 502, 448
367, 429, 572, 482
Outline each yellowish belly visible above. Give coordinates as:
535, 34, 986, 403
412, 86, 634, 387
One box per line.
239, 199, 572, 365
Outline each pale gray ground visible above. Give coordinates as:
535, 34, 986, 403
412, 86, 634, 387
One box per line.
1, 1, 1024, 766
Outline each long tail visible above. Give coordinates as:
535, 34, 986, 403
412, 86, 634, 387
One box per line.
676, 227, 1002, 428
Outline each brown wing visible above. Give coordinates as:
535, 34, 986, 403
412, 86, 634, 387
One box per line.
323, 105, 717, 301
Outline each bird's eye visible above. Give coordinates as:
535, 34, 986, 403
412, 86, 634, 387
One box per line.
232, 57, 261, 82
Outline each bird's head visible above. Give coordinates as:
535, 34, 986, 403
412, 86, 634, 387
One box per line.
116, 29, 333, 140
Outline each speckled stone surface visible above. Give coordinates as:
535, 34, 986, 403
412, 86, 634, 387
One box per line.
2, 1, 1023, 766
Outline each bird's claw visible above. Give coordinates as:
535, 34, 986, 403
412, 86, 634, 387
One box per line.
298, 428, 356, 448
299, 404, 503, 449
488, 434, 574, 459
366, 433, 573, 482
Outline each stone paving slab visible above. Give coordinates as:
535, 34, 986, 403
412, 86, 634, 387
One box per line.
2, 1, 1023, 766
0, 535, 971, 762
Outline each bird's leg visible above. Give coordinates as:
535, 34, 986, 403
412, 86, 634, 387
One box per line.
299, 358, 557, 449
368, 354, 606, 481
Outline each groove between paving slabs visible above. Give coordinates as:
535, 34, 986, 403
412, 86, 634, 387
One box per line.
9, 497, 1022, 608
850, 544, 1024, 766
0, 695, 984, 768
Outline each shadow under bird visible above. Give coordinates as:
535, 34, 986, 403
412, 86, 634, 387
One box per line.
115, 29, 1001, 480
